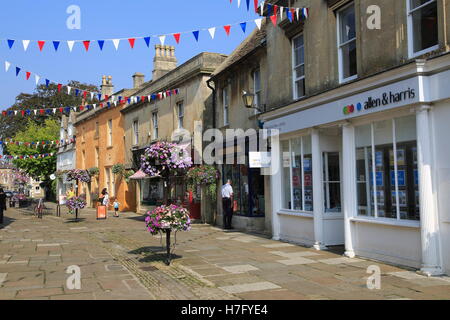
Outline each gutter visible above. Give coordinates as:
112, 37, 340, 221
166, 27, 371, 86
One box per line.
206, 78, 216, 129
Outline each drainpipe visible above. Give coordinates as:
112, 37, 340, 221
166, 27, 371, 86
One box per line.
206, 78, 216, 130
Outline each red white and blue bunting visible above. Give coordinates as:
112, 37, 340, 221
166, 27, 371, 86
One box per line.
0, 138, 75, 149
229, 0, 309, 22
0, 153, 55, 161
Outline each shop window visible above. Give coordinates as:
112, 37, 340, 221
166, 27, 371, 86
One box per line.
337, 2, 357, 83
133, 120, 139, 145
355, 116, 419, 221
292, 34, 305, 99
281, 136, 313, 212
323, 152, 341, 213
408, 0, 438, 57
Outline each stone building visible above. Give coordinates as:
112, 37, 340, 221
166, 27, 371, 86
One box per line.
56, 112, 76, 204
256, 0, 450, 275
208, 20, 271, 234
74, 76, 139, 212
121, 45, 227, 218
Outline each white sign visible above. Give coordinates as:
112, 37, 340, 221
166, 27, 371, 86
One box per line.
249, 152, 271, 168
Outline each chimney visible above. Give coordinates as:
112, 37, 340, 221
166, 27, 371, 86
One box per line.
132, 72, 145, 89
152, 45, 177, 81
101, 75, 114, 96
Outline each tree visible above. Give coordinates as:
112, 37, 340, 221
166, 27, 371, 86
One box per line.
6, 119, 60, 200
0, 81, 98, 139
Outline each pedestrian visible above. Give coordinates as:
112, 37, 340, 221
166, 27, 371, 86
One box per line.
0, 188, 7, 225
102, 188, 110, 207
221, 179, 234, 230
113, 198, 120, 217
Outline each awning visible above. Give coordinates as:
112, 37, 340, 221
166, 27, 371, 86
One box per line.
129, 169, 149, 180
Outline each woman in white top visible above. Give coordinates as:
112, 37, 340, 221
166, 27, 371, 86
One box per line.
101, 188, 109, 207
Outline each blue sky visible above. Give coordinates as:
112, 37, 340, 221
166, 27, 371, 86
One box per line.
0, 0, 260, 109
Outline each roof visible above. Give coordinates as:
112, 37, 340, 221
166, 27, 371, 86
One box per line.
211, 19, 267, 78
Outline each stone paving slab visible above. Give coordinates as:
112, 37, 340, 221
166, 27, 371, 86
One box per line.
1, 206, 450, 300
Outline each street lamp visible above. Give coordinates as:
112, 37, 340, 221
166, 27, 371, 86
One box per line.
242, 90, 263, 113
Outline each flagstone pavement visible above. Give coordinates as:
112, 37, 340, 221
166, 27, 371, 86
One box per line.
1, 205, 450, 300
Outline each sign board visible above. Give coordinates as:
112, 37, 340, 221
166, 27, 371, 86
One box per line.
249, 152, 272, 168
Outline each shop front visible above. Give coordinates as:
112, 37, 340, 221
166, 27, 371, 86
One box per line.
263, 57, 450, 275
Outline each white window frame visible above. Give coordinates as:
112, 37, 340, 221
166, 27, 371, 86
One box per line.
253, 68, 262, 113
177, 102, 184, 129
281, 136, 313, 214
223, 85, 230, 126
107, 119, 113, 147
133, 120, 139, 145
323, 152, 342, 213
407, 0, 439, 58
292, 34, 306, 100
337, 2, 358, 84
152, 112, 158, 139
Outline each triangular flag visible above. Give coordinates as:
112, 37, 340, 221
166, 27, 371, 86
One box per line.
246, 0, 250, 11
22, 40, 30, 51
260, 1, 265, 15
303, 8, 309, 19
53, 41, 60, 51
254, 18, 262, 30
270, 15, 277, 26
192, 31, 200, 42
112, 39, 120, 50
254, 0, 259, 13
45, 79, 50, 87
15, 67, 21, 76
224, 25, 231, 36
67, 40, 75, 52
238, 0, 241, 8
37, 41, 45, 51
296, 8, 300, 20
35, 75, 40, 85
83, 40, 90, 51
144, 37, 151, 47
57, 84, 62, 92
173, 33, 181, 44
208, 27, 216, 39
98, 40, 105, 51
240, 22, 247, 33
128, 38, 136, 48
5, 61, 11, 72
26, 72, 31, 80
67, 86, 72, 95
7, 39, 15, 49
90, 92, 94, 100
159, 36, 166, 46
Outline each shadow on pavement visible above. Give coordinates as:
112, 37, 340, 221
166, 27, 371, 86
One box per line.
129, 246, 183, 263
0, 215, 16, 229
125, 215, 146, 222
64, 218, 87, 223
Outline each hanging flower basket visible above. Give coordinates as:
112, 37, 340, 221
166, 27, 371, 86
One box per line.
186, 165, 220, 198
145, 205, 191, 265
66, 169, 91, 183
88, 167, 100, 177
66, 195, 87, 214
140, 141, 193, 178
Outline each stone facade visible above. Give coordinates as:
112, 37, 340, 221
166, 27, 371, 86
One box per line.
56, 112, 76, 204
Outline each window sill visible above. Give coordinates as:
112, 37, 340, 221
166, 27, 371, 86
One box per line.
350, 217, 420, 229
278, 210, 314, 219
409, 45, 440, 59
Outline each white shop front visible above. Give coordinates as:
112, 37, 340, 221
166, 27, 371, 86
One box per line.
263, 56, 450, 276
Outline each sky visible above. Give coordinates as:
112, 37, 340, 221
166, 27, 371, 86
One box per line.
0, 0, 261, 109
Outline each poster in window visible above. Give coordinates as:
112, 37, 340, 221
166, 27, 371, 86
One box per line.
369, 172, 384, 186
292, 173, 301, 187
375, 151, 383, 168
304, 174, 312, 187
392, 191, 407, 207
390, 149, 406, 166
283, 153, 291, 168
390, 170, 406, 187
376, 191, 385, 205
303, 158, 312, 172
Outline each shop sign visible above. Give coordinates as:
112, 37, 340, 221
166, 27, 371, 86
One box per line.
249, 152, 271, 168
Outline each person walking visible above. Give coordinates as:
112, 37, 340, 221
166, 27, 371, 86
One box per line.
0, 188, 7, 225
113, 198, 120, 217
221, 179, 234, 230
102, 188, 110, 207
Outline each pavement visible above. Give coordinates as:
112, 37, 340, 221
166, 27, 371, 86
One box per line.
1, 204, 450, 300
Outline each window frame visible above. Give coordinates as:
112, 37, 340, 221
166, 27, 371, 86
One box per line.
132, 119, 139, 146
152, 112, 158, 139
177, 101, 184, 129
323, 152, 342, 213
292, 34, 306, 100
337, 2, 358, 84
407, 0, 439, 58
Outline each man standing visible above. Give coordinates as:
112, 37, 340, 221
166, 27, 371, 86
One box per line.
221, 179, 234, 230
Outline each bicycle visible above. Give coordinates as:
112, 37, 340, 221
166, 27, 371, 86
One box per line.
33, 199, 44, 219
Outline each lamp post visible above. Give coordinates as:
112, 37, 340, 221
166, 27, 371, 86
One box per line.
242, 90, 264, 113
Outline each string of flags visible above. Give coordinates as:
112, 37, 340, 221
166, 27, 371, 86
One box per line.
0, 153, 56, 161
0, 137, 76, 149
228, 0, 309, 22
0, 88, 180, 117
1, 8, 308, 53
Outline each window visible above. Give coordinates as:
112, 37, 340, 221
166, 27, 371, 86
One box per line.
152, 112, 158, 139
356, 116, 419, 221
133, 120, 139, 145
292, 35, 305, 99
253, 69, 262, 111
107, 119, 112, 146
95, 147, 99, 167
407, 0, 438, 57
337, 3, 357, 82
281, 136, 313, 212
68, 124, 73, 137
223, 85, 230, 126
323, 152, 341, 213
177, 102, 184, 129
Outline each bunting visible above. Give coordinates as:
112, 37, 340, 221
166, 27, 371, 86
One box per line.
0, 138, 76, 149
0, 153, 56, 161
